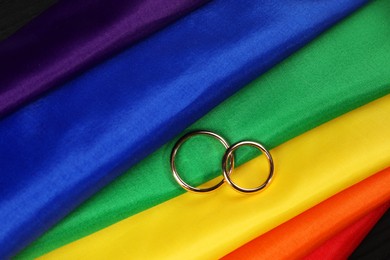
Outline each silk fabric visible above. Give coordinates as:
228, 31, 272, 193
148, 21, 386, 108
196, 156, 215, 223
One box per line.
304, 204, 389, 260
223, 170, 390, 259
350, 209, 390, 259
17, 1, 390, 258
39, 95, 390, 259
0, 0, 210, 117
0, 1, 368, 258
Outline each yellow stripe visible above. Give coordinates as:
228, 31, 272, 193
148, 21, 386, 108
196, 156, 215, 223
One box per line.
41, 95, 390, 260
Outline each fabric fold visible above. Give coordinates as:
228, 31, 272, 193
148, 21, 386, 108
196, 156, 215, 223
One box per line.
17, 1, 390, 258
0, 0, 368, 258
223, 171, 390, 260
304, 204, 389, 260
0, 0, 211, 117
38, 95, 390, 259
350, 208, 390, 259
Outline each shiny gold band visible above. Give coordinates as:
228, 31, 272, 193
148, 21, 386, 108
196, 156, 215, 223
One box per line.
222, 141, 274, 193
170, 130, 233, 193
170, 130, 273, 194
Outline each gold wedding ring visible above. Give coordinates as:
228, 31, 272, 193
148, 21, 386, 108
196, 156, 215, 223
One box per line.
170, 130, 233, 193
222, 141, 274, 194
170, 130, 274, 194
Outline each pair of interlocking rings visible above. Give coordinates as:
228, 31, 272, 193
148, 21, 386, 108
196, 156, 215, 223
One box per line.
170, 130, 274, 194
